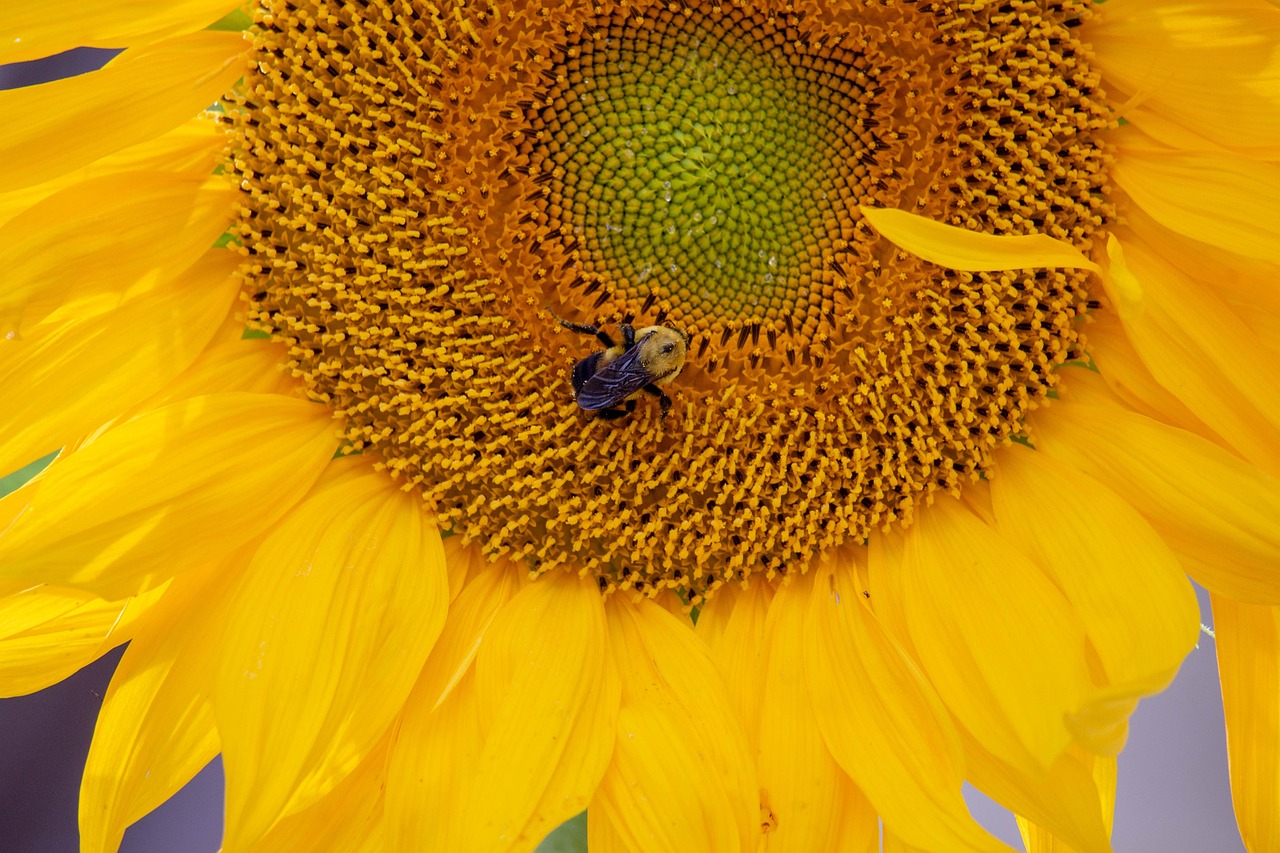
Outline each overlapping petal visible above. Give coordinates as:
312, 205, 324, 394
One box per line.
1099, 234, 1280, 473
1111, 128, 1280, 265
1088, 0, 1280, 157
0, 250, 239, 475
1032, 393, 1280, 604
214, 459, 447, 850
805, 548, 1009, 852
0, 584, 159, 698
0, 393, 336, 599
79, 566, 232, 853
990, 443, 1199, 716
591, 596, 759, 853
0, 31, 248, 190
2, 0, 240, 63
897, 496, 1092, 774
0, 171, 233, 333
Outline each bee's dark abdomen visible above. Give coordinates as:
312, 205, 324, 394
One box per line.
571, 351, 603, 396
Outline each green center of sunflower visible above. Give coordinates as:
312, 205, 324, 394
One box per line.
532, 7, 874, 341
230, 0, 1110, 603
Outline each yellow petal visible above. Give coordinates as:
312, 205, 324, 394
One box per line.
1213, 594, 1280, 852
591, 596, 759, 853
1101, 234, 1280, 474
900, 496, 1091, 773
80, 567, 230, 853
0, 114, 224, 231
0, 393, 334, 598
0, 587, 124, 698
757, 574, 879, 853
442, 535, 485, 602
804, 547, 1008, 852
2, 0, 240, 64
0, 31, 247, 190
0, 172, 233, 333
385, 669, 483, 852
1086, 310, 1215, 439
449, 572, 619, 852
142, 333, 295, 404
969, 736, 1113, 853
694, 582, 774, 752
1111, 129, 1280, 265
383, 561, 525, 850
585, 813, 632, 853
1088, 0, 1280, 157
0, 249, 239, 476
990, 443, 1199, 702
215, 459, 448, 850
405, 556, 526, 713
859, 206, 1100, 272
1032, 396, 1280, 604
242, 734, 389, 853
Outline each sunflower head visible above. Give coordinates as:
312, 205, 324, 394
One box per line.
229, 0, 1109, 601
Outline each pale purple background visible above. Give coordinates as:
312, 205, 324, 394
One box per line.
0, 48, 1246, 853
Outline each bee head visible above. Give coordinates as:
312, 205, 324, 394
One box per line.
636, 325, 690, 381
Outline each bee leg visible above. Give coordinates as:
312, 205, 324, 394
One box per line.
559, 319, 615, 349
596, 398, 637, 421
641, 384, 673, 419
620, 323, 636, 349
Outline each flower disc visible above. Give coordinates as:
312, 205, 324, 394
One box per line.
231, 0, 1111, 600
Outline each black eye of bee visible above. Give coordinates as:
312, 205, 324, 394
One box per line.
661, 343, 675, 354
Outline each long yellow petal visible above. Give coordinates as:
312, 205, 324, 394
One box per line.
804, 547, 1009, 853
859, 206, 1100, 272
0, 114, 224, 232
1032, 395, 1280, 604
450, 572, 618, 853
1111, 129, 1280, 264
1100, 234, 1280, 473
967, 737, 1112, 853
0, 31, 247, 190
382, 561, 525, 850
241, 734, 388, 853
900, 496, 1092, 774
215, 459, 447, 851
79, 567, 230, 853
592, 596, 759, 853
694, 582, 773, 753
990, 443, 1199, 708
0, 393, 336, 600
1, 0, 240, 64
0, 586, 136, 698
1088, 0, 1280, 157
0, 172, 233, 333
141, 333, 295, 404
758, 574, 879, 853
0, 250, 239, 476
1086, 309, 1217, 440
1214, 594, 1280, 852
386, 669, 484, 852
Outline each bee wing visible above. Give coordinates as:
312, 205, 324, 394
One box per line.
576, 336, 654, 410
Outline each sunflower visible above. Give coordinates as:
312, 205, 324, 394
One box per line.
1, 0, 1277, 850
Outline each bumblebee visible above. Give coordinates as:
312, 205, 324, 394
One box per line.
559, 319, 690, 420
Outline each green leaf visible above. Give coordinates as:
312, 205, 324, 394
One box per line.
0, 450, 59, 499
535, 812, 587, 853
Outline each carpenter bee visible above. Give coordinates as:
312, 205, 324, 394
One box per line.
559, 319, 690, 420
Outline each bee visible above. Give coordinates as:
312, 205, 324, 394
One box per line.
558, 319, 690, 420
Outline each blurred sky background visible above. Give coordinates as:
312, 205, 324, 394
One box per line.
0, 46, 1246, 853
